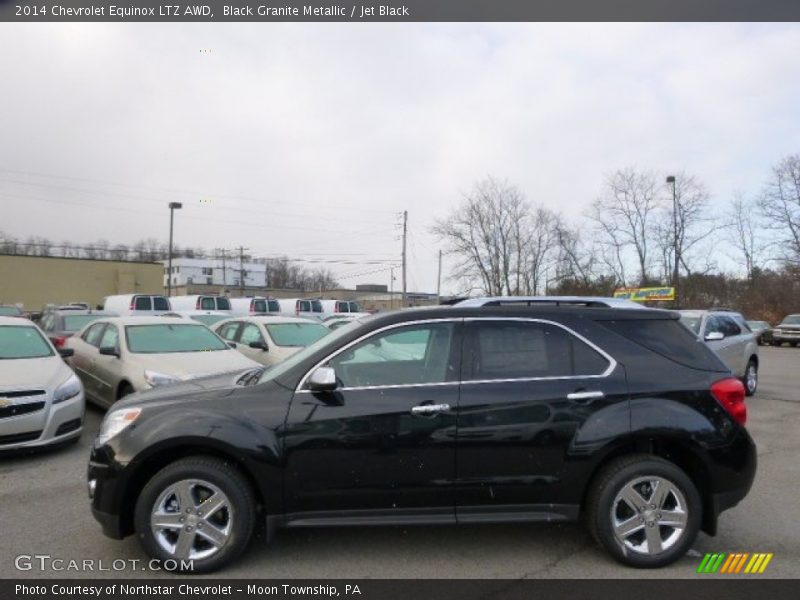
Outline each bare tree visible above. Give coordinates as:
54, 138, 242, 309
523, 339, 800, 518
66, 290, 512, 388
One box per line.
588, 168, 660, 285
725, 193, 765, 280
520, 206, 560, 294
432, 176, 529, 295
110, 244, 129, 261
759, 153, 800, 264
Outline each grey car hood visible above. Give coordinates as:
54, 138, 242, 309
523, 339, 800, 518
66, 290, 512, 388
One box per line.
0, 355, 71, 391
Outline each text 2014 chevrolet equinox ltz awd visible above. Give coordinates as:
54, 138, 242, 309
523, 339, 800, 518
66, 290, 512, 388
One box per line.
87, 306, 756, 572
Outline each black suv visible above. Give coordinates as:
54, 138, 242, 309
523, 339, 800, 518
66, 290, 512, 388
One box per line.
87, 306, 756, 571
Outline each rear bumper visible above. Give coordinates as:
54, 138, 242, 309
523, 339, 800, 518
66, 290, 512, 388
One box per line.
703, 429, 757, 535
91, 506, 125, 539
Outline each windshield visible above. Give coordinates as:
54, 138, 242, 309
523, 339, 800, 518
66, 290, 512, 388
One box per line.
257, 317, 370, 384
266, 323, 330, 346
781, 315, 800, 325
0, 326, 54, 359
125, 324, 230, 353
679, 314, 702, 335
63, 314, 106, 332
0, 306, 23, 316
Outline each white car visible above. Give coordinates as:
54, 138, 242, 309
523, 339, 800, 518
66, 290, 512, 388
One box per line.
65, 317, 259, 407
102, 294, 172, 316
0, 316, 85, 450
162, 310, 230, 327
214, 316, 331, 367
322, 313, 373, 330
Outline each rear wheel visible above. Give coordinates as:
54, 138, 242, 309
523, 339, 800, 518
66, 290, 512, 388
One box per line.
742, 360, 758, 397
134, 456, 256, 573
586, 455, 701, 568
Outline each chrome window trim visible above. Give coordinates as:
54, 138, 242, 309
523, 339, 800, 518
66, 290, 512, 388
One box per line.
295, 316, 616, 394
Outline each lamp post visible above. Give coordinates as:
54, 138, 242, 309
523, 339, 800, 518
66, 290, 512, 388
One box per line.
167, 202, 183, 297
666, 176, 678, 308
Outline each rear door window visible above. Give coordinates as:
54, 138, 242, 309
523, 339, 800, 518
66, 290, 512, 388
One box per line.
99, 325, 119, 350
348, 302, 360, 312
152, 296, 170, 311
311, 300, 322, 313
216, 297, 231, 310
298, 300, 311, 312
83, 323, 107, 347
468, 320, 609, 380
200, 297, 216, 310
134, 296, 152, 311
252, 299, 267, 313
267, 300, 280, 312
217, 322, 241, 341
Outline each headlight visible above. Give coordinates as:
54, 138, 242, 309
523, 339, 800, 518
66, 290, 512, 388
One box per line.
144, 369, 179, 387
53, 373, 82, 404
773, 329, 782, 335
96, 407, 141, 446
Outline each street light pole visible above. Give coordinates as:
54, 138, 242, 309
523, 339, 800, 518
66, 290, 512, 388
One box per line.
666, 176, 678, 308
167, 202, 183, 297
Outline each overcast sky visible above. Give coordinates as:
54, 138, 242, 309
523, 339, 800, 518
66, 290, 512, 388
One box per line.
1, 23, 799, 294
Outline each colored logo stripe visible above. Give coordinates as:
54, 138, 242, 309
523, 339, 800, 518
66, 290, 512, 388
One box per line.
698, 552, 773, 574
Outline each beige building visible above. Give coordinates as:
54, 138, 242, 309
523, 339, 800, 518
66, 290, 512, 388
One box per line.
0, 255, 163, 310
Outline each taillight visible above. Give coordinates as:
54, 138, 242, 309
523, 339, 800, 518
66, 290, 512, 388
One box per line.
52, 336, 67, 348
711, 378, 747, 425
129, 298, 136, 310
196, 298, 202, 309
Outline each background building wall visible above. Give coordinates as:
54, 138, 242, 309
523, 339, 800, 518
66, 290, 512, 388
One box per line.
0, 255, 163, 310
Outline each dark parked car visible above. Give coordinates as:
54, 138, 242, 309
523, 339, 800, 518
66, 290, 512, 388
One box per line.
770, 314, 800, 347
88, 305, 756, 572
38, 309, 117, 348
746, 321, 773, 346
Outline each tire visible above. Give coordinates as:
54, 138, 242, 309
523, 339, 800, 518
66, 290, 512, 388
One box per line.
118, 383, 134, 400
742, 359, 758, 397
772, 340, 782, 347
134, 456, 256, 573
586, 454, 701, 568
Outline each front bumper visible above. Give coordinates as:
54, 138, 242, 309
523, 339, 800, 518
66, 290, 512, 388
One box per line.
0, 390, 84, 451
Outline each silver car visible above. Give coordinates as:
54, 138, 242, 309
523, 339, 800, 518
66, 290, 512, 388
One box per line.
0, 316, 85, 451
679, 310, 759, 396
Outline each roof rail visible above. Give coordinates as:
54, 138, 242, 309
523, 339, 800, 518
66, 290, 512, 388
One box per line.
455, 296, 646, 309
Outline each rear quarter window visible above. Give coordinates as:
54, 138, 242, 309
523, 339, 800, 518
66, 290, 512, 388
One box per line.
599, 319, 728, 372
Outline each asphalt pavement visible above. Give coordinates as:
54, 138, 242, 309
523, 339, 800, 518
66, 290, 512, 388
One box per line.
1, 347, 798, 579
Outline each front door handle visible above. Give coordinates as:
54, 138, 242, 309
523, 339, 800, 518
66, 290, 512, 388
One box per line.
411, 403, 450, 416
567, 391, 605, 403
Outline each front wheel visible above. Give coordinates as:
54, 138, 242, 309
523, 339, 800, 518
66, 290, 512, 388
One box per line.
742, 360, 758, 396
134, 456, 256, 573
586, 455, 701, 568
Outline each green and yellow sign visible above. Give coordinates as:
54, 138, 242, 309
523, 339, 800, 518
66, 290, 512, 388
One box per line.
613, 287, 675, 302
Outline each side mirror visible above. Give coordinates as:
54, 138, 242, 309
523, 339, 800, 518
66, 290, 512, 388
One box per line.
249, 341, 268, 351
308, 367, 337, 392
705, 331, 725, 341
99, 346, 120, 358
58, 348, 74, 358
228, 341, 238, 349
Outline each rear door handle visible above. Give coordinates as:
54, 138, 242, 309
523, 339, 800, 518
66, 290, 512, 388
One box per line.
567, 391, 605, 403
411, 403, 450, 416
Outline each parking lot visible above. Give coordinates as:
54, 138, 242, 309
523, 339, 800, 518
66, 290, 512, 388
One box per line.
1, 346, 798, 579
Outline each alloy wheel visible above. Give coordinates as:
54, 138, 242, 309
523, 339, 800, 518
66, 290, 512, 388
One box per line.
150, 478, 233, 561
610, 476, 688, 555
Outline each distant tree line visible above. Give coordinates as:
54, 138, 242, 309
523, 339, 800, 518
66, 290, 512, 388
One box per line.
0, 235, 339, 292
433, 153, 800, 322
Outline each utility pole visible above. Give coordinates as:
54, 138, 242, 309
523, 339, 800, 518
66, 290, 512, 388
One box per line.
401, 210, 408, 307
237, 246, 249, 297
216, 248, 229, 289
666, 176, 679, 308
389, 266, 395, 310
166, 202, 182, 297
436, 249, 442, 304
